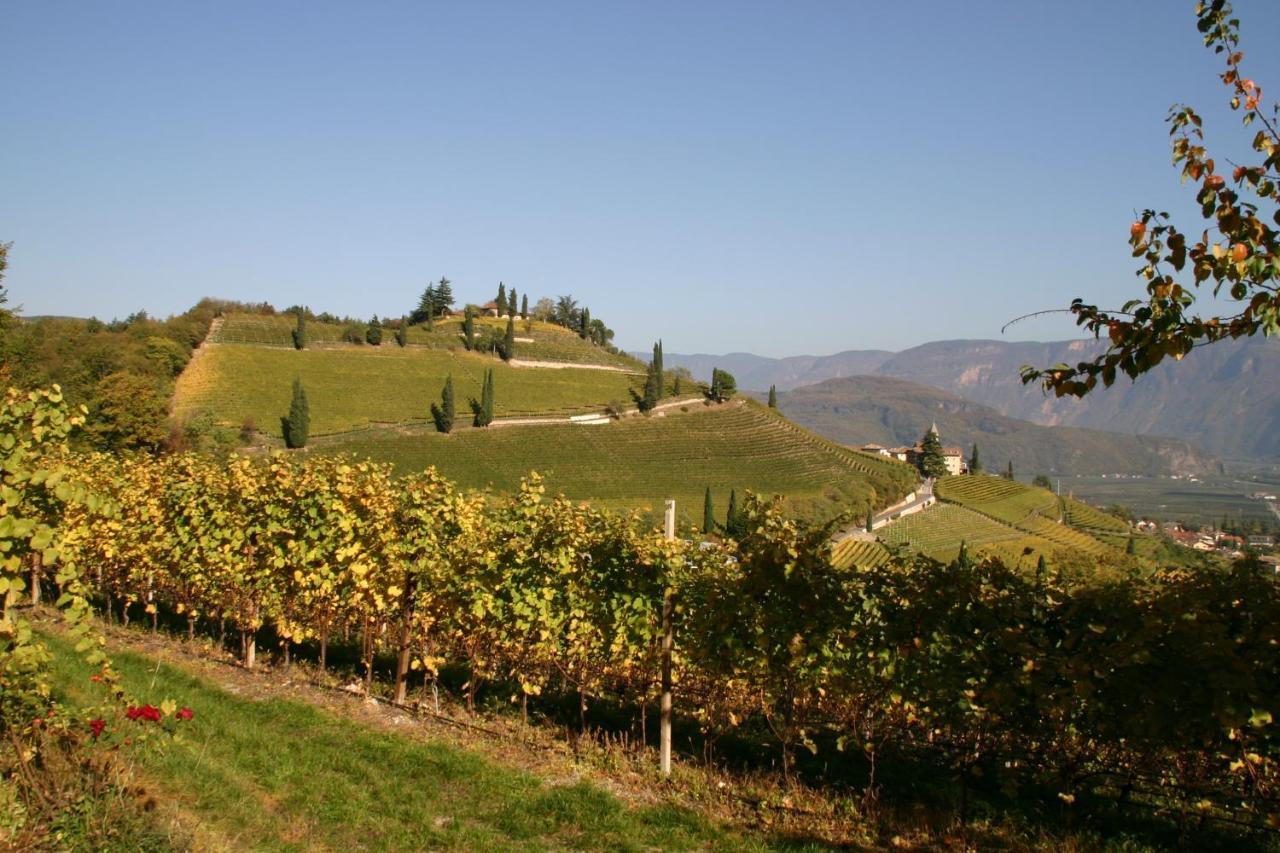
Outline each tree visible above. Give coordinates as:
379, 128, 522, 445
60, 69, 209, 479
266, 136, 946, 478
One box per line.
968, 443, 982, 474
1022, 3, 1280, 398
703, 487, 715, 534
1032, 474, 1053, 490
86, 372, 169, 452
433, 277, 454, 317
292, 311, 306, 350
462, 309, 475, 351
0, 241, 10, 314
917, 425, 948, 479
866, 500, 875, 533
474, 369, 495, 427
655, 340, 664, 397
580, 307, 591, 339
639, 364, 660, 413
431, 376, 455, 433
1126, 533, 1137, 555
395, 317, 408, 347
366, 315, 383, 346
496, 282, 507, 316
1004, 460, 1015, 481
709, 368, 737, 402
283, 377, 310, 449
521, 294, 529, 320
956, 540, 971, 569
554, 295, 579, 328
507, 287, 517, 318
502, 314, 516, 361
767, 385, 777, 408
673, 373, 683, 395
411, 284, 435, 324
725, 489, 742, 538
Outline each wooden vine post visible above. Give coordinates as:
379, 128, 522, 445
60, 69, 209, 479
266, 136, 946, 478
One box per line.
660, 499, 675, 778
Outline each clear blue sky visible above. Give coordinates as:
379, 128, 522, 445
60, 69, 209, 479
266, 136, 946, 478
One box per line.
3, 1, 1278, 356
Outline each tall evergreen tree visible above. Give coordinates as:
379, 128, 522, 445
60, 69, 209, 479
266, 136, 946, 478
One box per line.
433, 277, 454, 316
432, 375, 455, 433
462, 309, 475, 351
283, 377, 310, 449
580, 307, 591, 339
639, 363, 660, 413
1035, 554, 1047, 586
866, 501, 875, 533
1005, 460, 1015, 481
474, 369, 495, 427
502, 314, 516, 361
395, 317, 408, 347
1126, 533, 1137, 555
673, 373, 683, 395
709, 368, 737, 402
520, 293, 528, 319
725, 489, 738, 537
366, 315, 383, 345
767, 385, 777, 408
496, 282, 507, 316
411, 284, 436, 324
292, 311, 306, 350
508, 287, 517, 318
703, 487, 714, 534
655, 340, 665, 397
918, 424, 948, 478
956, 540, 971, 569
968, 443, 982, 474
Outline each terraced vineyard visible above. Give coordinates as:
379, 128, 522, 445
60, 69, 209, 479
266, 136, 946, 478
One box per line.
934, 475, 1059, 524
315, 402, 918, 526
830, 538, 890, 570
1018, 515, 1116, 556
875, 504, 1025, 561
1063, 497, 1130, 534
213, 313, 641, 368
175, 344, 643, 438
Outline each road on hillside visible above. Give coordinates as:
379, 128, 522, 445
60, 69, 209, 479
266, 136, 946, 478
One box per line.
833, 477, 934, 544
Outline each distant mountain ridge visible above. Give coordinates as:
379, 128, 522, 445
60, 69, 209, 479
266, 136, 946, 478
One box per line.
658, 336, 1280, 461
774, 375, 1217, 478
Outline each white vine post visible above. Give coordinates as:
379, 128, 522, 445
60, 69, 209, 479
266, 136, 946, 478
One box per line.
660, 499, 675, 777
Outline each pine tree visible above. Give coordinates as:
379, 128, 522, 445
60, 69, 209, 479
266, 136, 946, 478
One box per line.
366, 315, 383, 345
703, 487, 715, 534
968, 443, 982, 474
496, 282, 507, 316
434, 277, 453, 316
283, 377, 310, 448
580, 307, 591, 339
709, 368, 737, 402
412, 284, 435, 324
395, 317, 408, 347
462, 309, 475, 351
725, 489, 739, 538
918, 424, 948, 478
520, 294, 528, 319
502, 314, 516, 361
432, 376, 455, 433
767, 385, 777, 408
292, 311, 306, 350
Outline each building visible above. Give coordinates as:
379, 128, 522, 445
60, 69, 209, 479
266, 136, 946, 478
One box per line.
864, 425, 966, 476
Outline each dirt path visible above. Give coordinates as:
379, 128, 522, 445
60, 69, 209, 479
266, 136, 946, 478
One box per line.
506, 358, 640, 373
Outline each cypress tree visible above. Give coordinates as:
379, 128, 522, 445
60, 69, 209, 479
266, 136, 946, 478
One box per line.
640, 363, 660, 413
703, 487, 714, 534
520, 294, 528, 319
673, 373, 683, 395
474, 369, 495, 427
968, 443, 982, 474
283, 377, 310, 448
725, 489, 738, 538
580, 307, 591, 339
395, 317, 408, 347
866, 500, 875, 533
432, 375, 455, 433
1126, 533, 1137, 555
508, 287, 517, 318
956, 540, 971, 569
292, 311, 306, 350
1035, 554, 1047, 586
366, 315, 383, 345
502, 314, 516, 361
656, 340, 664, 398
1005, 460, 1015, 481
496, 282, 507, 316
767, 385, 777, 408
462, 309, 475, 351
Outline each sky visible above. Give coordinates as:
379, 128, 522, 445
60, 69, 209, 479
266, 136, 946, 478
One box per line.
3, 1, 1279, 357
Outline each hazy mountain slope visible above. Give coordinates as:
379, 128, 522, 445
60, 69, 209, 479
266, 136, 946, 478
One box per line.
873, 336, 1280, 460
646, 350, 894, 391
776, 375, 1217, 478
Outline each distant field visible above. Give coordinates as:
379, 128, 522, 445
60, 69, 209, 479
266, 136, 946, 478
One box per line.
876, 504, 1025, 561
934, 475, 1058, 524
212, 312, 642, 369
1060, 475, 1276, 527
175, 343, 642, 438
313, 402, 918, 527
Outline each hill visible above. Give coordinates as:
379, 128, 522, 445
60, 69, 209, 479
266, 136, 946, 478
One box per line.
772, 375, 1216, 478
173, 315, 918, 525
662, 336, 1280, 461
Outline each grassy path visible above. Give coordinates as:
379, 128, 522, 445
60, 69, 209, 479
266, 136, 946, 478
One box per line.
42, 630, 822, 852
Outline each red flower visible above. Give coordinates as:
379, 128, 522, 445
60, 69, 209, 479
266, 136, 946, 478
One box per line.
176, 707, 194, 721
89, 718, 106, 739
90, 674, 103, 683
126, 704, 163, 723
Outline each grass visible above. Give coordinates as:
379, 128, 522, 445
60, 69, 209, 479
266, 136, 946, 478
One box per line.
213, 312, 642, 369
174, 343, 643, 438
315, 402, 918, 527
42, 630, 807, 852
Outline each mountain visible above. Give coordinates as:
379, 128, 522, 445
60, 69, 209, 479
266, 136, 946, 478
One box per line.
774, 375, 1217, 478
663, 336, 1280, 461
631, 350, 894, 393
